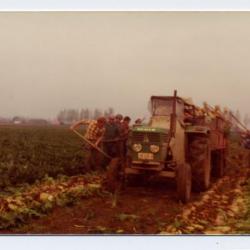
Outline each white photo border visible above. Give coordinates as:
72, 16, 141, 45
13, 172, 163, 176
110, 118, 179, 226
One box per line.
0, 0, 249, 249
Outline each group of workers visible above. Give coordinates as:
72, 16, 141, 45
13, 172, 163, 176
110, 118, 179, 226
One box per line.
70, 114, 132, 171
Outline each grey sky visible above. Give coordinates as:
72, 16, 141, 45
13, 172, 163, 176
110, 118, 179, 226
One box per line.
0, 12, 250, 121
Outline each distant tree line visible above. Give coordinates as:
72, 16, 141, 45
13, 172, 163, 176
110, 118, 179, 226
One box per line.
57, 107, 114, 124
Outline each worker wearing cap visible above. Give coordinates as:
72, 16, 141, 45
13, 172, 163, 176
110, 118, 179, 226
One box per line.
103, 115, 120, 159
115, 114, 123, 127
70, 117, 106, 171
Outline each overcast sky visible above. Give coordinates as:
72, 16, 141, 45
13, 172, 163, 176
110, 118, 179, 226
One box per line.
0, 12, 250, 121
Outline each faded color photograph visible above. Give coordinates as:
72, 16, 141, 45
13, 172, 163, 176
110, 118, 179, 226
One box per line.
0, 12, 250, 234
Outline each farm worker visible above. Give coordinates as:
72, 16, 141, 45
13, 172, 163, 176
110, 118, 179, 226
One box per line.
103, 116, 131, 193
70, 117, 106, 171
115, 114, 123, 129
119, 116, 131, 158
103, 115, 120, 158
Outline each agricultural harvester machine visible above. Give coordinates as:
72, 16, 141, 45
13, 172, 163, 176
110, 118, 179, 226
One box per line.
107, 90, 228, 203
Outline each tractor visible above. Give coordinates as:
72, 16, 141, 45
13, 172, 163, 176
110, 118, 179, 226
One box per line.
106, 90, 228, 203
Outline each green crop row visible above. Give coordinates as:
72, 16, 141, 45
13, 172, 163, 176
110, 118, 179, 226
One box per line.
0, 125, 87, 187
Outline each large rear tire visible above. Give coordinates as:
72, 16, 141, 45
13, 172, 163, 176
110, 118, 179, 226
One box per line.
177, 163, 192, 203
189, 136, 211, 191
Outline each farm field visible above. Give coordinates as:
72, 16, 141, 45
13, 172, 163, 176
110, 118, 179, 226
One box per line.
0, 125, 249, 234
0, 125, 87, 187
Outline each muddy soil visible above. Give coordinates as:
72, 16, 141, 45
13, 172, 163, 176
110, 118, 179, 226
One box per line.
1, 164, 249, 234
0, 179, 202, 234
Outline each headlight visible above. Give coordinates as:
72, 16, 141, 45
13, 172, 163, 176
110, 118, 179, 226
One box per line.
132, 143, 142, 152
150, 145, 160, 153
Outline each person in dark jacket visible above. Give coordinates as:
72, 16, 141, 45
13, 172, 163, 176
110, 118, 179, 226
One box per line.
119, 116, 131, 158
103, 116, 120, 158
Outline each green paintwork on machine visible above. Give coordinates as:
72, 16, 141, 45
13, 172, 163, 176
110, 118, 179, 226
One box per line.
127, 126, 169, 165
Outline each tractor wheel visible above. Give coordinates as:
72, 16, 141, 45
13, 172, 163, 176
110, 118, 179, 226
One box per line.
103, 158, 123, 193
212, 150, 225, 178
177, 163, 192, 203
189, 137, 211, 191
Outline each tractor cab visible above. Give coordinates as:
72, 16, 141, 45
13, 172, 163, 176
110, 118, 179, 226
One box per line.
149, 95, 199, 128
150, 95, 185, 129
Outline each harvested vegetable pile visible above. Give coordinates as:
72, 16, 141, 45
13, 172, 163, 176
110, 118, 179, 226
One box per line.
233, 177, 250, 233
0, 173, 102, 229
160, 140, 250, 234
161, 169, 249, 234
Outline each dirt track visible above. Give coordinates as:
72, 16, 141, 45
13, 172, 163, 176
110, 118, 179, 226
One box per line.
2, 162, 249, 234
